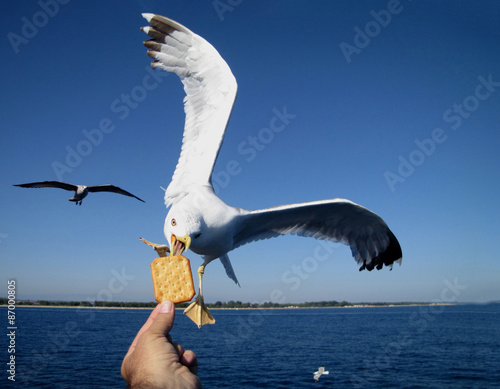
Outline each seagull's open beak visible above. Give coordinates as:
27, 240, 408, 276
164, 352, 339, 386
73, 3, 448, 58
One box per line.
170, 234, 191, 256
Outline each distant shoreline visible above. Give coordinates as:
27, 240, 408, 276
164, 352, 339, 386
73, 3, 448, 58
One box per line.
1, 302, 457, 310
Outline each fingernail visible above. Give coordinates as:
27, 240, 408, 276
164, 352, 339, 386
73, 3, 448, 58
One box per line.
159, 300, 173, 314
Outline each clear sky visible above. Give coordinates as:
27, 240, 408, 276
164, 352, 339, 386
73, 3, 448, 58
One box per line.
1, 1, 499, 304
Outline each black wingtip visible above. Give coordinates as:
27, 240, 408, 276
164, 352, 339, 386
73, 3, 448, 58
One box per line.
359, 230, 402, 272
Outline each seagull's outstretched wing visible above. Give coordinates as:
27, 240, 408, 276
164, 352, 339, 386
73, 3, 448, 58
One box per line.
88, 185, 145, 202
14, 181, 77, 191
141, 14, 238, 208
234, 199, 402, 271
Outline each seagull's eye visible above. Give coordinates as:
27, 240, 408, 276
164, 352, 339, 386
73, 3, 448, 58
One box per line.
194, 233, 201, 239
171, 219, 176, 226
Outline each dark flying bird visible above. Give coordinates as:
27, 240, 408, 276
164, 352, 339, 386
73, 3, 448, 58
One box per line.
14, 181, 144, 205
140, 14, 402, 328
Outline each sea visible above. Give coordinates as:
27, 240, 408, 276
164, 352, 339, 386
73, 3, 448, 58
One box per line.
1, 303, 499, 388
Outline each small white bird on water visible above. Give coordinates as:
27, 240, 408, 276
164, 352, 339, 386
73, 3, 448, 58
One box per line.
140, 14, 402, 328
314, 366, 330, 382
14, 181, 144, 205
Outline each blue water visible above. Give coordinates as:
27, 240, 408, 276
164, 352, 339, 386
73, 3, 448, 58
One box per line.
1, 304, 499, 388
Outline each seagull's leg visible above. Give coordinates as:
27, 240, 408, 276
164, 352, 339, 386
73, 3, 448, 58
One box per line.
184, 264, 215, 328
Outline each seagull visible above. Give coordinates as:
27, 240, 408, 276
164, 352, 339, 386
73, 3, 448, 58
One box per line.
314, 366, 329, 382
14, 181, 144, 205
140, 14, 402, 328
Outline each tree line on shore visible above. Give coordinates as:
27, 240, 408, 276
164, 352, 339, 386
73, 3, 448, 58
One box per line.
0, 297, 429, 308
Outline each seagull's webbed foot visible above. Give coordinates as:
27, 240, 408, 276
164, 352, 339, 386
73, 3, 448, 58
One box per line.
184, 293, 215, 329
184, 265, 215, 328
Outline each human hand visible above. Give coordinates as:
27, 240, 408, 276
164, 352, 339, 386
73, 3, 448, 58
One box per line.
121, 300, 202, 389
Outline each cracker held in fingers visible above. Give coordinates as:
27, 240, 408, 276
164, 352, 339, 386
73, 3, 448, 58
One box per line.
150, 255, 196, 304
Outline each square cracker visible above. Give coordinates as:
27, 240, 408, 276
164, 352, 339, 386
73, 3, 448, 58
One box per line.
150, 255, 195, 304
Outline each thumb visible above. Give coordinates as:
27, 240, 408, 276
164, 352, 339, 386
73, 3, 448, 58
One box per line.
148, 300, 176, 337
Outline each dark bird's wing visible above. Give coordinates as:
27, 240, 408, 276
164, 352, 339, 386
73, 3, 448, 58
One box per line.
13, 181, 77, 191
234, 199, 402, 271
88, 185, 145, 202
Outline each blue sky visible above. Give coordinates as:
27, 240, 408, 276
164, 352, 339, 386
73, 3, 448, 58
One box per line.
1, 1, 499, 304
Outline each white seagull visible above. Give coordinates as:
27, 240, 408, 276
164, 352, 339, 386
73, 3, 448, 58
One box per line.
14, 181, 144, 205
140, 14, 402, 327
314, 366, 330, 382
